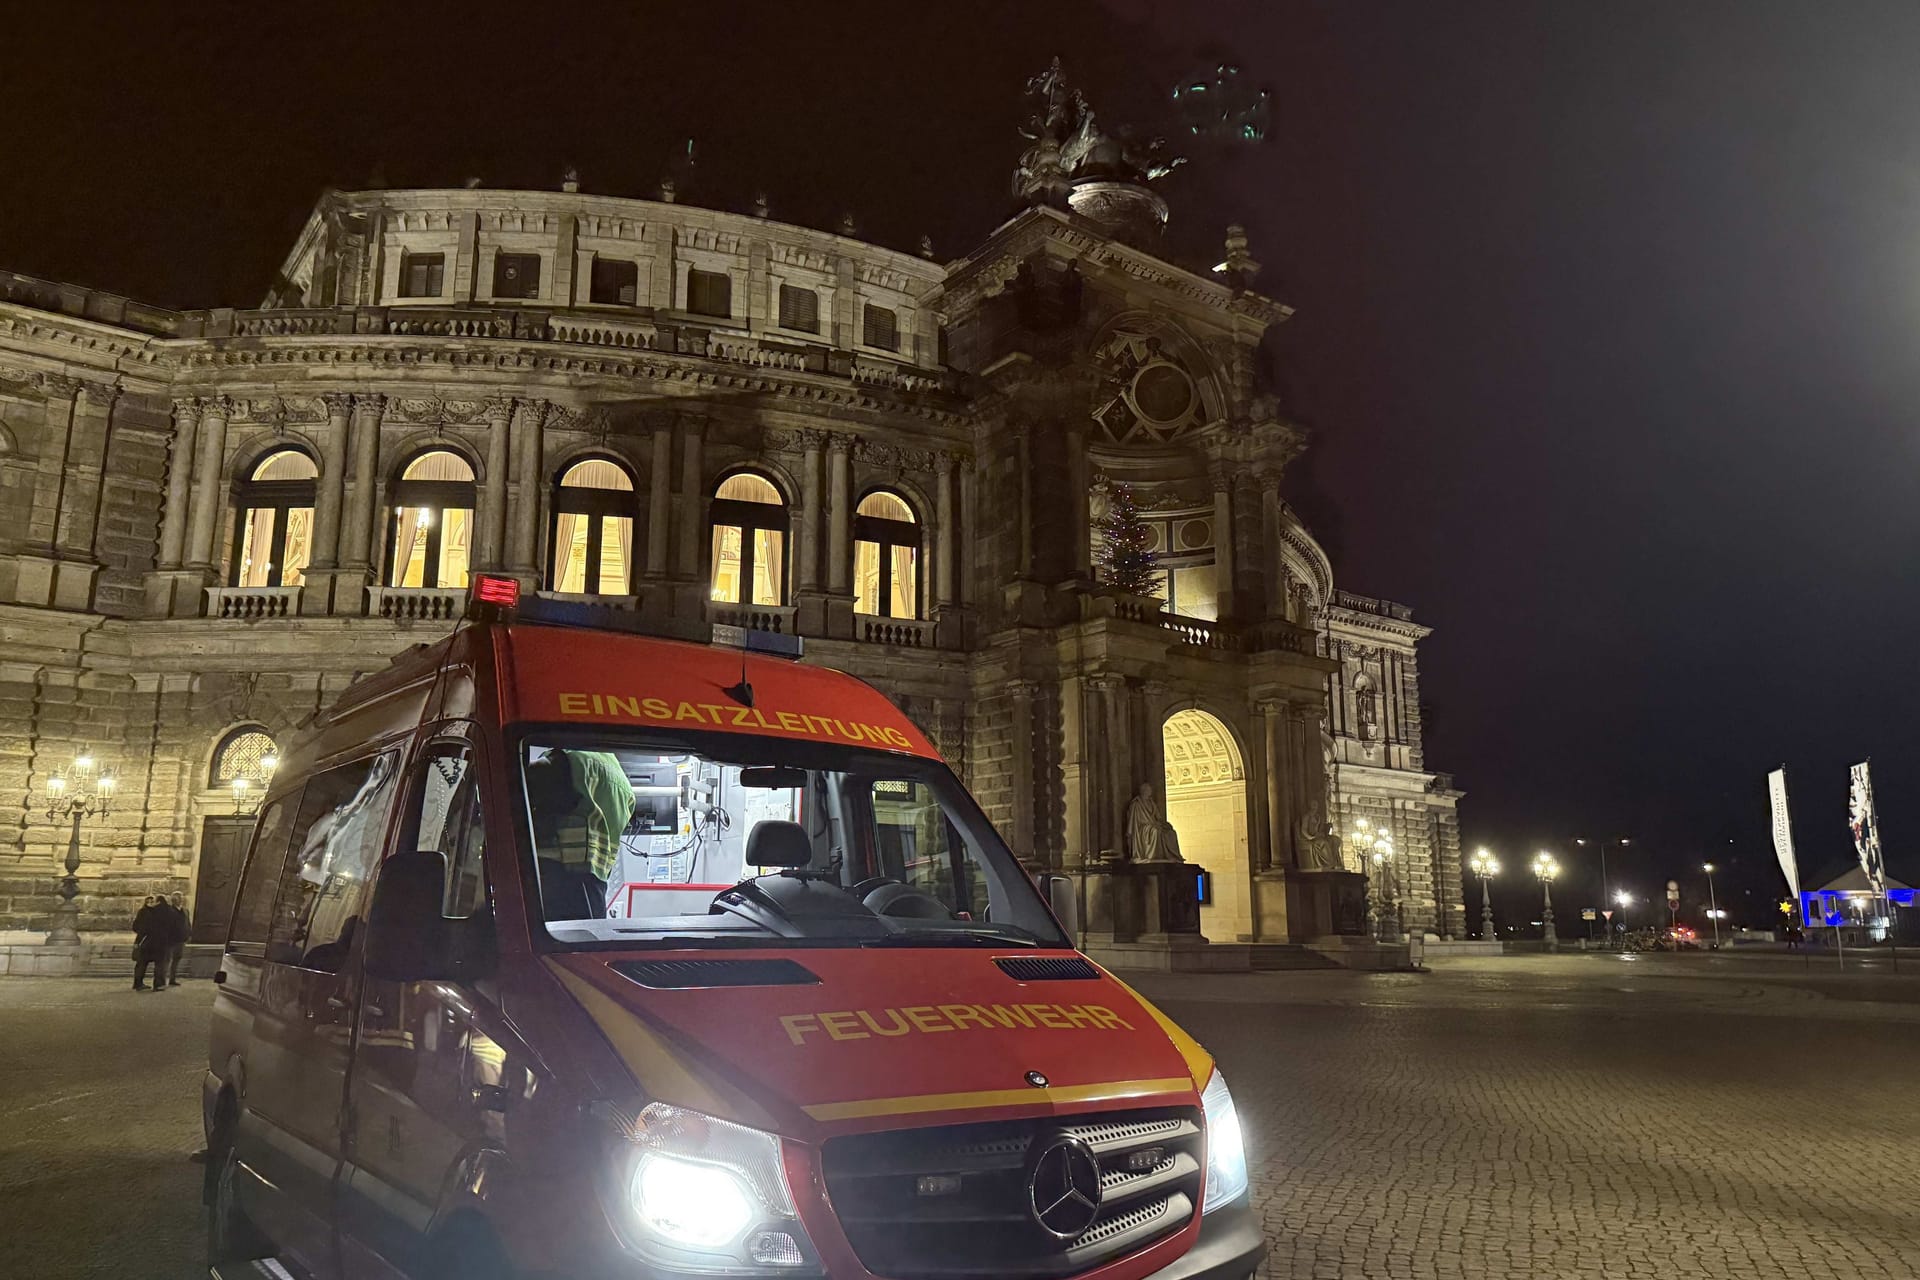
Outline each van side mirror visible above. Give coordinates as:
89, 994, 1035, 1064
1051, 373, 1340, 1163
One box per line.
1041, 874, 1079, 942
364, 849, 495, 982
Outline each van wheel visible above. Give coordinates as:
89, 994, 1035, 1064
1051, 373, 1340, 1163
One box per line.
205, 1126, 270, 1264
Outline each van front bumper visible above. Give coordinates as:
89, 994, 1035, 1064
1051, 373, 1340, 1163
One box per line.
1145, 1199, 1266, 1280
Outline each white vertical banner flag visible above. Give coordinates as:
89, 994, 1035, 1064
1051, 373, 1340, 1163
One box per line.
1769, 768, 1801, 901
1848, 761, 1888, 895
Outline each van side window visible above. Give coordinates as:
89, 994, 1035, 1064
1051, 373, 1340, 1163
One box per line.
227, 796, 298, 946
412, 744, 491, 919
265, 752, 400, 972
867, 778, 988, 920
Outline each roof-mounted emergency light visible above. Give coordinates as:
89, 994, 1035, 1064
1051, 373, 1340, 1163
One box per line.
465, 576, 799, 658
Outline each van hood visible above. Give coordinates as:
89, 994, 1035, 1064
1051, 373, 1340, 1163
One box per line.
545, 949, 1209, 1138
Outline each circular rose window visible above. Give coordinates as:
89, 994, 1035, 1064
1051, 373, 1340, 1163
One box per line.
1131, 362, 1197, 425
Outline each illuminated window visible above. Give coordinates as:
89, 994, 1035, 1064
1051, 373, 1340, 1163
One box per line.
863, 303, 899, 352
687, 268, 732, 319
548, 458, 636, 595
853, 490, 919, 619
1088, 497, 1218, 621
210, 727, 278, 789
230, 449, 317, 589
708, 472, 787, 606
386, 450, 475, 589
590, 258, 638, 305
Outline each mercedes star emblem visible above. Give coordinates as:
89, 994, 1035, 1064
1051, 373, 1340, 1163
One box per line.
1025, 1069, 1049, 1088
1027, 1136, 1103, 1239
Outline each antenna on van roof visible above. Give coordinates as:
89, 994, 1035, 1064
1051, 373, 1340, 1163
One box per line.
722, 648, 754, 708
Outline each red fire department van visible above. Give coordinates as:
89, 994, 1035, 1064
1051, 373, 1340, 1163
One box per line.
202, 578, 1264, 1280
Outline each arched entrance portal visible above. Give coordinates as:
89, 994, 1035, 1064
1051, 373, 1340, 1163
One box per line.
1162, 709, 1250, 942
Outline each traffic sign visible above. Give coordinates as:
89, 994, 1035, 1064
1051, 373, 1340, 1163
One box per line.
1581, 909, 1597, 921
1602, 910, 1614, 921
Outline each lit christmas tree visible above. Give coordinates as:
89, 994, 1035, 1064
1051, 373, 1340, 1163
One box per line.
1096, 484, 1161, 595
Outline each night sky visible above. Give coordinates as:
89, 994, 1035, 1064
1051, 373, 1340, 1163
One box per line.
7, 2, 1917, 927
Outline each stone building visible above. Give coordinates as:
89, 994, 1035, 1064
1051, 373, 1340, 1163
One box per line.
1323, 590, 1464, 939
0, 71, 1462, 964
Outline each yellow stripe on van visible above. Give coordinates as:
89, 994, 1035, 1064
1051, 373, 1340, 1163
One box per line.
1102, 972, 1216, 1090
544, 960, 776, 1130
801, 1076, 1192, 1123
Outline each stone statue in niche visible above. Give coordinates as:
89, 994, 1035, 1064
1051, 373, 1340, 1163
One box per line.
1296, 797, 1344, 872
1126, 783, 1185, 864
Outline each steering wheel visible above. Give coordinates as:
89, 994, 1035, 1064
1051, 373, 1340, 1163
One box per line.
851, 876, 952, 920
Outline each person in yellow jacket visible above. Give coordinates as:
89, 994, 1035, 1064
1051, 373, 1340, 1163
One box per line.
527, 748, 635, 920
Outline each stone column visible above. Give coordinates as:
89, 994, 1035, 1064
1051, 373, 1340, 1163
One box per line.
336, 393, 385, 612
1067, 426, 1092, 578
1209, 464, 1236, 620
184, 395, 233, 570
58, 380, 117, 558
674, 415, 705, 583
1007, 680, 1037, 863
934, 451, 957, 608
479, 397, 513, 571
644, 414, 674, 584
22, 374, 80, 555
310, 394, 353, 571
1059, 674, 1093, 867
156, 399, 200, 570
1261, 700, 1291, 872
795, 430, 824, 594
508, 399, 547, 583
296, 392, 355, 614
825, 435, 852, 594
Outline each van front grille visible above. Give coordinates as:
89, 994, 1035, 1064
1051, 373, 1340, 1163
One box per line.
820, 1107, 1202, 1279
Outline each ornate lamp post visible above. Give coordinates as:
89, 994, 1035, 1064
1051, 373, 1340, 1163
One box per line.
35, 751, 115, 945
1469, 848, 1500, 940
1532, 851, 1560, 952
1703, 862, 1721, 949
229, 749, 279, 816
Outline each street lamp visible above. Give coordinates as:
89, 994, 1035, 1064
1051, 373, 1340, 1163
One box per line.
230, 750, 279, 816
1469, 848, 1500, 941
1533, 851, 1560, 951
1575, 837, 1629, 925
1703, 862, 1721, 949
34, 750, 115, 945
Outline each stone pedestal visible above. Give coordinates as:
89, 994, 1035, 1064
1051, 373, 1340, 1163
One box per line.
1255, 868, 1368, 944
1078, 860, 1206, 945
9, 554, 99, 611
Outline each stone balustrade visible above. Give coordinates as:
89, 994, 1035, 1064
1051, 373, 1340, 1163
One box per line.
204, 586, 299, 620
366, 586, 465, 622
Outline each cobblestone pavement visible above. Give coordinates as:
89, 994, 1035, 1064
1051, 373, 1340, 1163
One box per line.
3, 952, 1918, 1279
1137, 951, 1920, 1280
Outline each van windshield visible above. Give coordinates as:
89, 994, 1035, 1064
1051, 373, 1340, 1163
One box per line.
518, 731, 1068, 949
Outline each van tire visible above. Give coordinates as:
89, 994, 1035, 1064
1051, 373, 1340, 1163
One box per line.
205, 1115, 271, 1265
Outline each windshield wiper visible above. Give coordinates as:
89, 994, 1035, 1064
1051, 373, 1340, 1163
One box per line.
863, 927, 1041, 948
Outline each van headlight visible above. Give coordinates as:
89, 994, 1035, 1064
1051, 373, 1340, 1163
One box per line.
612, 1103, 815, 1270
1199, 1068, 1249, 1213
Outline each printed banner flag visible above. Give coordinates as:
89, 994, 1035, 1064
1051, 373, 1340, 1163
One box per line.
1768, 768, 1801, 902
1848, 761, 1888, 895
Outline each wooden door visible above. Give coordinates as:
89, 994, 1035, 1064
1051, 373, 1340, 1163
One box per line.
193, 816, 255, 942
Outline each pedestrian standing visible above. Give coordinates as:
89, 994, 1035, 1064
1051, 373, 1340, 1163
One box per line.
131, 894, 165, 991
165, 892, 191, 986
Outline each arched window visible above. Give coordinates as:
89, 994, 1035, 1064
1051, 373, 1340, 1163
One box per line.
387, 450, 476, 589
229, 449, 317, 588
210, 726, 279, 788
549, 458, 635, 594
708, 472, 787, 606
854, 490, 920, 618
